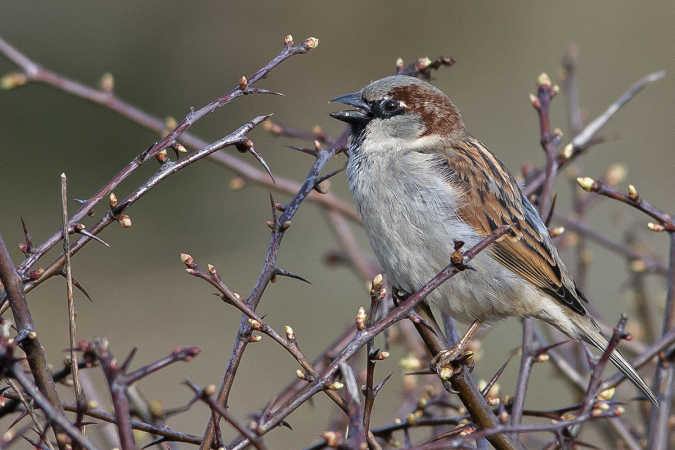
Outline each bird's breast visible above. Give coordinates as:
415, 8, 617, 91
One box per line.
347, 145, 479, 293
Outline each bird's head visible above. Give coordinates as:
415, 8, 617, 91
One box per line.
330, 75, 465, 145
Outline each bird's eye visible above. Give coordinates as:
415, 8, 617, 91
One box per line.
382, 99, 400, 113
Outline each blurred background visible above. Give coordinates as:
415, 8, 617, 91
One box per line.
0, 1, 672, 448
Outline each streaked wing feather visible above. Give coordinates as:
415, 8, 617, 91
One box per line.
440, 137, 587, 315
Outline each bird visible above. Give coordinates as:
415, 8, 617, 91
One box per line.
329, 74, 657, 405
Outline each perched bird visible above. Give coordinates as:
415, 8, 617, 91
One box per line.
330, 75, 657, 404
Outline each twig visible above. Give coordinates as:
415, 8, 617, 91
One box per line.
524, 70, 665, 197
512, 71, 561, 433
0, 235, 66, 448
363, 275, 387, 438
185, 381, 266, 450
228, 226, 513, 450
579, 316, 628, 416
6, 358, 97, 449
339, 362, 367, 449
5, 378, 49, 449
92, 339, 200, 450
646, 231, 674, 450
2, 389, 202, 447
15, 115, 269, 299
575, 178, 674, 232
439, 408, 623, 449
181, 256, 347, 413
198, 130, 350, 449
601, 327, 675, 391
0, 35, 357, 247
60, 173, 84, 431
555, 214, 667, 275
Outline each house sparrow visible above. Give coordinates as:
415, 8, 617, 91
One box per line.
330, 75, 657, 404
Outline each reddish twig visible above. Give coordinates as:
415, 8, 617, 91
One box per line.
576, 178, 674, 232
92, 339, 199, 450
0, 345, 97, 449
185, 381, 266, 450
0, 35, 358, 233
60, 173, 85, 433
554, 214, 667, 275
646, 231, 674, 450
524, 70, 665, 197
181, 255, 347, 413
198, 130, 350, 449
12, 114, 269, 301
228, 226, 512, 450
512, 72, 561, 432
0, 235, 66, 448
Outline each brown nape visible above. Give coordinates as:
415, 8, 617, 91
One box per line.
390, 83, 465, 137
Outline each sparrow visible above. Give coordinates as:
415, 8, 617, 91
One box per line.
329, 75, 657, 404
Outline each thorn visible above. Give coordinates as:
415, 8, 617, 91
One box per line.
374, 373, 393, 394
142, 437, 168, 449
246, 87, 284, 96
273, 268, 311, 284
404, 369, 436, 376
481, 349, 517, 396
246, 145, 275, 183
314, 166, 345, 193
68, 273, 93, 302
120, 347, 138, 372
20, 217, 33, 252
75, 226, 111, 247
286, 145, 318, 157
535, 339, 572, 357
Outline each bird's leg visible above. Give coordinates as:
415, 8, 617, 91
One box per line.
431, 320, 482, 374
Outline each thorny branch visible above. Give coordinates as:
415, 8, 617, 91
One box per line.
0, 31, 670, 450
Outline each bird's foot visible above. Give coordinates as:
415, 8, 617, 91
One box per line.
431, 345, 475, 380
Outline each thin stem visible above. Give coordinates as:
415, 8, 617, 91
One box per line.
0, 235, 66, 449
186, 381, 266, 450
17, 115, 268, 298
524, 70, 665, 197
199, 131, 349, 449
10, 362, 97, 449
510, 319, 535, 431
61, 173, 84, 429
646, 231, 674, 450
229, 226, 512, 450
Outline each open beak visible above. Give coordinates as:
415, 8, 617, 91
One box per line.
329, 91, 371, 125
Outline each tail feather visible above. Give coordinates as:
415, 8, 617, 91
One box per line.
580, 323, 658, 405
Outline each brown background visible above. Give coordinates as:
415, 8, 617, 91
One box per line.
0, 1, 673, 448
